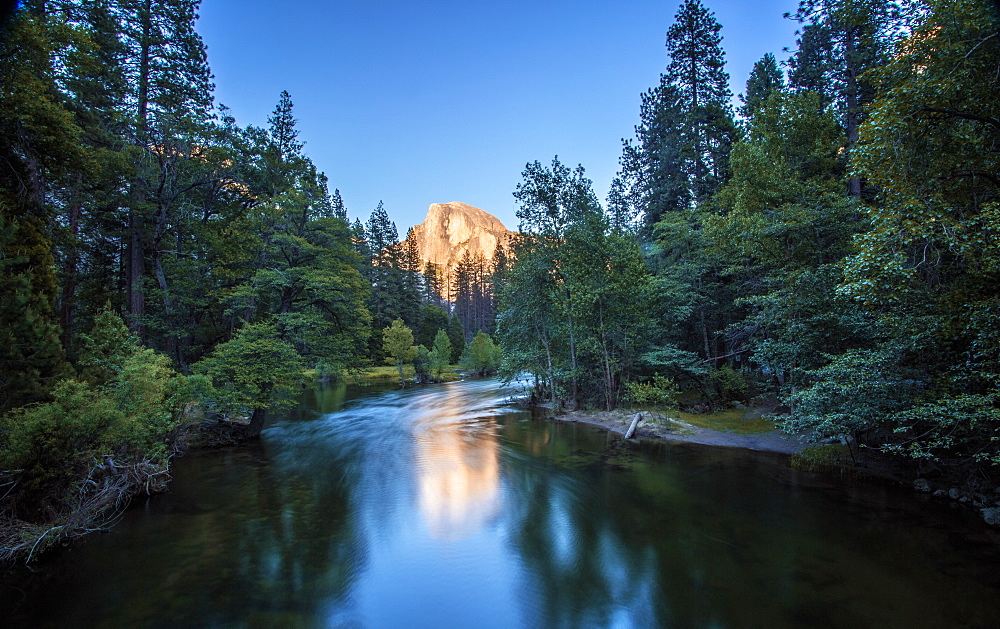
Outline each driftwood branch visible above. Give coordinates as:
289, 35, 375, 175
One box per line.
624, 413, 642, 440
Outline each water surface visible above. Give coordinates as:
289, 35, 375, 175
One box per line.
5, 379, 1000, 627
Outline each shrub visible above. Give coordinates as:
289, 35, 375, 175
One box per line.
624, 375, 679, 407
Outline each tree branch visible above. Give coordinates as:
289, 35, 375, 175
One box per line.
917, 107, 1000, 131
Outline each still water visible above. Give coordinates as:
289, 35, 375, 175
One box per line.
6, 379, 1000, 627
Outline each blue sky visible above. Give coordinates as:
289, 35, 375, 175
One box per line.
198, 0, 801, 231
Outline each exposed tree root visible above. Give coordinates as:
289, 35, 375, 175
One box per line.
0, 456, 170, 565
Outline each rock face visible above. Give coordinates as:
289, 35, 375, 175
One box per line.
406, 201, 514, 282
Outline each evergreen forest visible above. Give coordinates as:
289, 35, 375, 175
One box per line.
1, 0, 998, 560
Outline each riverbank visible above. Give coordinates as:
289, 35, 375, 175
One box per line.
553, 406, 1000, 532
553, 407, 810, 454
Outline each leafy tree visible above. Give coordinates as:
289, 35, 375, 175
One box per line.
447, 314, 466, 363
707, 89, 862, 390
0, 310, 191, 522
0, 7, 80, 408
793, 0, 1000, 463
460, 331, 502, 377
193, 322, 306, 437
429, 329, 452, 379
500, 157, 656, 408
787, 0, 902, 198
381, 318, 415, 387
75, 304, 141, 386
412, 344, 432, 384
416, 303, 449, 349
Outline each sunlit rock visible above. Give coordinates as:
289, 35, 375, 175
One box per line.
405, 202, 514, 293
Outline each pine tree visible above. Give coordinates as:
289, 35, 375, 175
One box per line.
267, 89, 302, 163
116, 0, 216, 334
621, 81, 689, 228
666, 0, 737, 204
623, 0, 737, 228
0, 6, 79, 408
331, 188, 347, 221
740, 53, 785, 119
787, 0, 902, 198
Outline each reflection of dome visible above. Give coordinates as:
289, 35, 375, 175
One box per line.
416, 422, 501, 539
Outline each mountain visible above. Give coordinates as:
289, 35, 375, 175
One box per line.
406, 202, 514, 283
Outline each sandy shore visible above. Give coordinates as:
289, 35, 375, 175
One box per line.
554, 409, 810, 455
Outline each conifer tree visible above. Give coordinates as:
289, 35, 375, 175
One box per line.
623, 0, 737, 228
331, 188, 347, 221
787, 0, 901, 198
664, 0, 736, 204
740, 53, 785, 119
0, 6, 79, 407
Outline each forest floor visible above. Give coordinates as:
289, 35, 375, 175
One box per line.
554, 406, 811, 454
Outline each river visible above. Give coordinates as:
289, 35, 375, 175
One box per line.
5, 378, 1000, 627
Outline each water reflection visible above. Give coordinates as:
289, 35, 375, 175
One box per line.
414, 417, 500, 539
5, 379, 1000, 628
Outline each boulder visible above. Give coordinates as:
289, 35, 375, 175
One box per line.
913, 478, 932, 493
981, 507, 1000, 527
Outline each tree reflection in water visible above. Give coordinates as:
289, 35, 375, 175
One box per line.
6, 379, 1000, 628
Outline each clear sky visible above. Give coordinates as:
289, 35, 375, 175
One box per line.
198, 0, 801, 232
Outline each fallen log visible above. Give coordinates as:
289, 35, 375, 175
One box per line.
624, 412, 642, 439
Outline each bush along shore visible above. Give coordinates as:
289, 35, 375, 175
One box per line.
0, 311, 305, 566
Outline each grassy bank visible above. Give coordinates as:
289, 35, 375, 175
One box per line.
343, 365, 463, 387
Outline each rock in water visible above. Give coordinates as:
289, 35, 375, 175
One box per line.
406, 202, 514, 294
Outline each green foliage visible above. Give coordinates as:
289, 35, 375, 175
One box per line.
740, 53, 784, 119
0, 326, 191, 519
416, 304, 449, 348
460, 331, 502, 377
781, 342, 923, 440
623, 375, 679, 408
0, 214, 69, 409
429, 330, 452, 379
381, 318, 415, 386
76, 305, 140, 385
193, 322, 307, 417
500, 157, 655, 409
447, 315, 466, 363
779, 0, 1000, 464
790, 445, 853, 473
412, 345, 432, 383
704, 364, 749, 405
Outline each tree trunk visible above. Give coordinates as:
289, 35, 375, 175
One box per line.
59, 173, 83, 347
565, 291, 579, 411
126, 0, 153, 338
700, 307, 713, 366
126, 212, 145, 336
844, 24, 862, 199
248, 407, 267, 438
537, 323, 555, 406
599, 307, 615, 411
